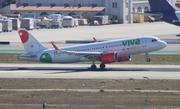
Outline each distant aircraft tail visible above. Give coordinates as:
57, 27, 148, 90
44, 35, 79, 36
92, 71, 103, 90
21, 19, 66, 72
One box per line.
149, 0, 178, 12
18, 29, 47, 54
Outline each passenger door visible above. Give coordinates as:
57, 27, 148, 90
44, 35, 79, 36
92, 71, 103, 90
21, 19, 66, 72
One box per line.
142, 38, 147, 47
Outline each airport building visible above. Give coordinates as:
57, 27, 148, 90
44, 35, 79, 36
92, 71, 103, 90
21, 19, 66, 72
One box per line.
0, 0, 178, 24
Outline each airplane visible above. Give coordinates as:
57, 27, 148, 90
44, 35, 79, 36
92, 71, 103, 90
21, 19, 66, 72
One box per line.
133, 0, 180, 26
17, 29, 167, 70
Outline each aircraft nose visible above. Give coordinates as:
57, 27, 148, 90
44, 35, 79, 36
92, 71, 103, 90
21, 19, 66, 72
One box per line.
161, 41, 167, 48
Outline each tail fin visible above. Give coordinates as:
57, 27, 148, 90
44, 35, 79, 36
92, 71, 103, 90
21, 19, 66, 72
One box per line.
149, 0, 178, 12
18, 29, 47, 54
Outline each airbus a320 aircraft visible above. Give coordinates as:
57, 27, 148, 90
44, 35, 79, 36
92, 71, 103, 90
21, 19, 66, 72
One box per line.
134, 0, 180, 26
17, 29, 167, 70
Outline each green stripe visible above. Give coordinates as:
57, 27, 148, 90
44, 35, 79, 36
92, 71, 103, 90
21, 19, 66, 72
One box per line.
150, 51, 180, 55
0, 50, 25, 53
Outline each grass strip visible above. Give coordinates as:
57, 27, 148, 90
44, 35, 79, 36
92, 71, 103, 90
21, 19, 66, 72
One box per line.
0, 53, 180, 64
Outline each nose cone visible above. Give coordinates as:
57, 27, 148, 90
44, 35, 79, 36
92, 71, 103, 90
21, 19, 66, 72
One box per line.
161, 41, 167, 48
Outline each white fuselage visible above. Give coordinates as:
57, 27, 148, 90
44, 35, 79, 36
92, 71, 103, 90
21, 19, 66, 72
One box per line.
19, 36, 167, 63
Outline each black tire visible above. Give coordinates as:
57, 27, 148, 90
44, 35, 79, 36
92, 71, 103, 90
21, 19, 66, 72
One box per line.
91, 64, 97, 70
146, 58, 151, 62
100, 63, 105, 70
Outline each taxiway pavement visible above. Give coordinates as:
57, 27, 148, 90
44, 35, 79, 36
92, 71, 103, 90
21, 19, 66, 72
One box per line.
0, 22, 179, 52
0, 22, 180, 42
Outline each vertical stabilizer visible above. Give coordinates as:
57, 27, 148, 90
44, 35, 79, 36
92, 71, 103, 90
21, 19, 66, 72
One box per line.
18, 29, 47, 54
149, 0, 178, 12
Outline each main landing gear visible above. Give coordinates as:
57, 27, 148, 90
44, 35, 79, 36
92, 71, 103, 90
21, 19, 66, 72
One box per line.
90, 61, 106, 70
145, 53, 151, 62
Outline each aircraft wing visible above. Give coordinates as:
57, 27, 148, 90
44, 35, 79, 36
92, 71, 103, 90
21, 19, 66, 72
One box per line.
65, 51, 102, 55
51, 41, 103, 60
66, 51, 103, 60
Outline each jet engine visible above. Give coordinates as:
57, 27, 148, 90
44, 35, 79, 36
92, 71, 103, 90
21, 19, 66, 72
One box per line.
117, 55, 131, 62
100, 52, 118, 64
100, 52, 131, 64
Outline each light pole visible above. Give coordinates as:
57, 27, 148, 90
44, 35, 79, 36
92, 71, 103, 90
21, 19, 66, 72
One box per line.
128, 0, 132, 24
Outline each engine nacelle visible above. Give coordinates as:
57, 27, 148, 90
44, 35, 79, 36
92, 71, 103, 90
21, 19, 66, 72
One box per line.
100, 52, 118, 64
100, 52, 131, 63
117, 55, 131, 62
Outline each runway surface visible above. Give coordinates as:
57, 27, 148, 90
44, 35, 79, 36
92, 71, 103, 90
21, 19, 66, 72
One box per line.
0, 64, 179, 79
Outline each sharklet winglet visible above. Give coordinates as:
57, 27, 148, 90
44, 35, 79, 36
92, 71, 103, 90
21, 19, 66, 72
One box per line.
51, 41, 63, 51
93, 37, 97, 42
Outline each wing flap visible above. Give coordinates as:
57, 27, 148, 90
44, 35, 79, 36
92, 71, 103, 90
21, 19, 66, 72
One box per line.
66, 51, 102, 60
66, 51, 102, 55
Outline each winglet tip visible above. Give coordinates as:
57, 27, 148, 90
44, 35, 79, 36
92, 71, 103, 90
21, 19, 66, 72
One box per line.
51, 41, 59, 50
93, 37, 97, 42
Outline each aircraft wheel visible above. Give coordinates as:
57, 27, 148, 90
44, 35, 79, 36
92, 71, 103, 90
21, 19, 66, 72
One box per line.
91, 64, 97, 70
100, 63, 105, 70
146, 58, 151, 62
145, 53, 150, 62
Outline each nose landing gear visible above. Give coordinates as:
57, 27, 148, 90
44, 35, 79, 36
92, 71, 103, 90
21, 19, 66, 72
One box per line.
145, 53, 151, 62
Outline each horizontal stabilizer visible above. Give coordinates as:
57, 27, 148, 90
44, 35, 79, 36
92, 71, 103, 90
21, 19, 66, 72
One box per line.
17, 54, 37, 60
132, 12, 163, 17
18, 54, 37, 57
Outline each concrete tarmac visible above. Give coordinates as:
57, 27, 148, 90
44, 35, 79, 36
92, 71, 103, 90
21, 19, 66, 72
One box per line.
0, 22, 179, 80
0, 64, 179, 79
0, 89, 178, 93
0, 22, 180, 52
0, 22, 180, 42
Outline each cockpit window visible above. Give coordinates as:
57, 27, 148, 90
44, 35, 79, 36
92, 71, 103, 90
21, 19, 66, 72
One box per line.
152, 39, 157, 42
